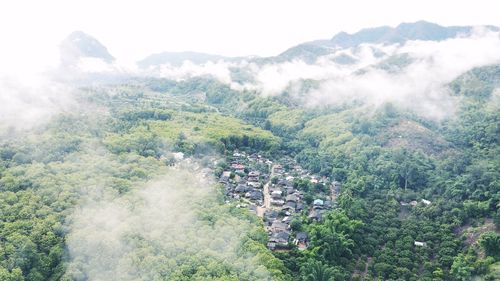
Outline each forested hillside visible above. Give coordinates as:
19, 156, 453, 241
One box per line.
0, 21, 498, 281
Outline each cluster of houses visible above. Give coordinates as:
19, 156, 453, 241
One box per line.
265, 162, 338, 250
219, 152, 342, 251
218, 151, 270, 207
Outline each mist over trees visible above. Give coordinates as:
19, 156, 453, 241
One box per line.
0, 21, 498, 281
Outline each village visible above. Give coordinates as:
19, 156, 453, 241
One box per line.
218, 150, 342, 251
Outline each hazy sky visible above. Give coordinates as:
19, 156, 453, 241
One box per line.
1, 0, 499, 68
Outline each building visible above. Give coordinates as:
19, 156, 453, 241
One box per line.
294, 232, 308, 250
248, 171, 260, 177
271, 190, 283, 199
286, 194, 299, 203
414, 241, 427, 247
313, 199, 324, 207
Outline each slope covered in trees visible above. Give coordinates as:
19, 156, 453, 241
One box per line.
0, 48, 498, 281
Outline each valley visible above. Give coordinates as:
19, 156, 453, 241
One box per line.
0, 19, 498, 281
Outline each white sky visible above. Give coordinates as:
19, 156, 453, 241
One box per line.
0, 0, 499, 69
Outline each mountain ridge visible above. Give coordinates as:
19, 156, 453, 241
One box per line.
59, 31, 115, 65
61, 21, 500, 69
278, 21, 499, 62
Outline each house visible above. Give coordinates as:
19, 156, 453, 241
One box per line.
219, 171, 231, 183
421, 199, 431, 205
224, 184, 233, 194
271, 190, 283, 199
247, 176, 259, 182
248, 205, 257, 214
277, 179, 289, 187
274, 165, 283, 174
282, 216, 292, 224
286, 194, 298, 203
235, 184, 248, 193
247, 181, 261, 188
285, 201, 297, 210
269, 231, 289, 245
233, 175, 242, 183
267, 242, 277, 250
308, 208, 323, 221
264, 210, 279, 222
313, 199, 324, 207
332, 181, 341, 188
282, 204, 295, 213
248, 190, 263, 201
231, 163, 245, 170
296, 203, 305, 212
271, 199, 285, 206
332, 181, 341, 196
284, 186, 295, 194
414, 241, 427, 247
324, 200, 333, 209
248, 171, 260, 177
271, 221, 289, 233
295, 232, 308, 243
294, 232, 308, 250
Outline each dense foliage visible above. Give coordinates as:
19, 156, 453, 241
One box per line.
0, 64, 498, 280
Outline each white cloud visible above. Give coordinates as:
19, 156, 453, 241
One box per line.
0, 74, 77, 131
65, 163, 271, 280
154, 60, 233, 84
237, 29, 500, 119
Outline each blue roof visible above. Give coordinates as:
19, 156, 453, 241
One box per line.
313, 199, 324, 205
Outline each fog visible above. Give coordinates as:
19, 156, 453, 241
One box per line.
64, 161, 271, 280
0, 73, 77, 132
148, 28, 499, 119
304, 29, 500, 118
2, 26, 498, 132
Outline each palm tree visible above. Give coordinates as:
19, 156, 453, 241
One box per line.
302, 260, 335, 281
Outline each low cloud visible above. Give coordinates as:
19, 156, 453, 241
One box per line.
305, 28, 500, 119
144, 29, 499, 120
64, 162, 271, 281
143, 60, 235, 84
254, 29, 498, 119
0, 73, 77, 132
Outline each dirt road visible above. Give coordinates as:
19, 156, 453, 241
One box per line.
256, 164, 275, 217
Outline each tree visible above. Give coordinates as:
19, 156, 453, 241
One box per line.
0, 268, 24, 281
479, 231, 500, 259
451, 254, 473, 281
301, 260, 334, 281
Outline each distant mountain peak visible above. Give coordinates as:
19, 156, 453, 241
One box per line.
60, 31, 115, 65
277, 21, 499, 63
328, 21, 488, 47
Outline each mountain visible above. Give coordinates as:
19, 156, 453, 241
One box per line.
2, 21, 500, 281
278, 21, 499, 62
59, 31, 115, 65
327, 21, 475, 47
136, 21, 498, 67
138, 51, 230, 68
275, 44, 333, 64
